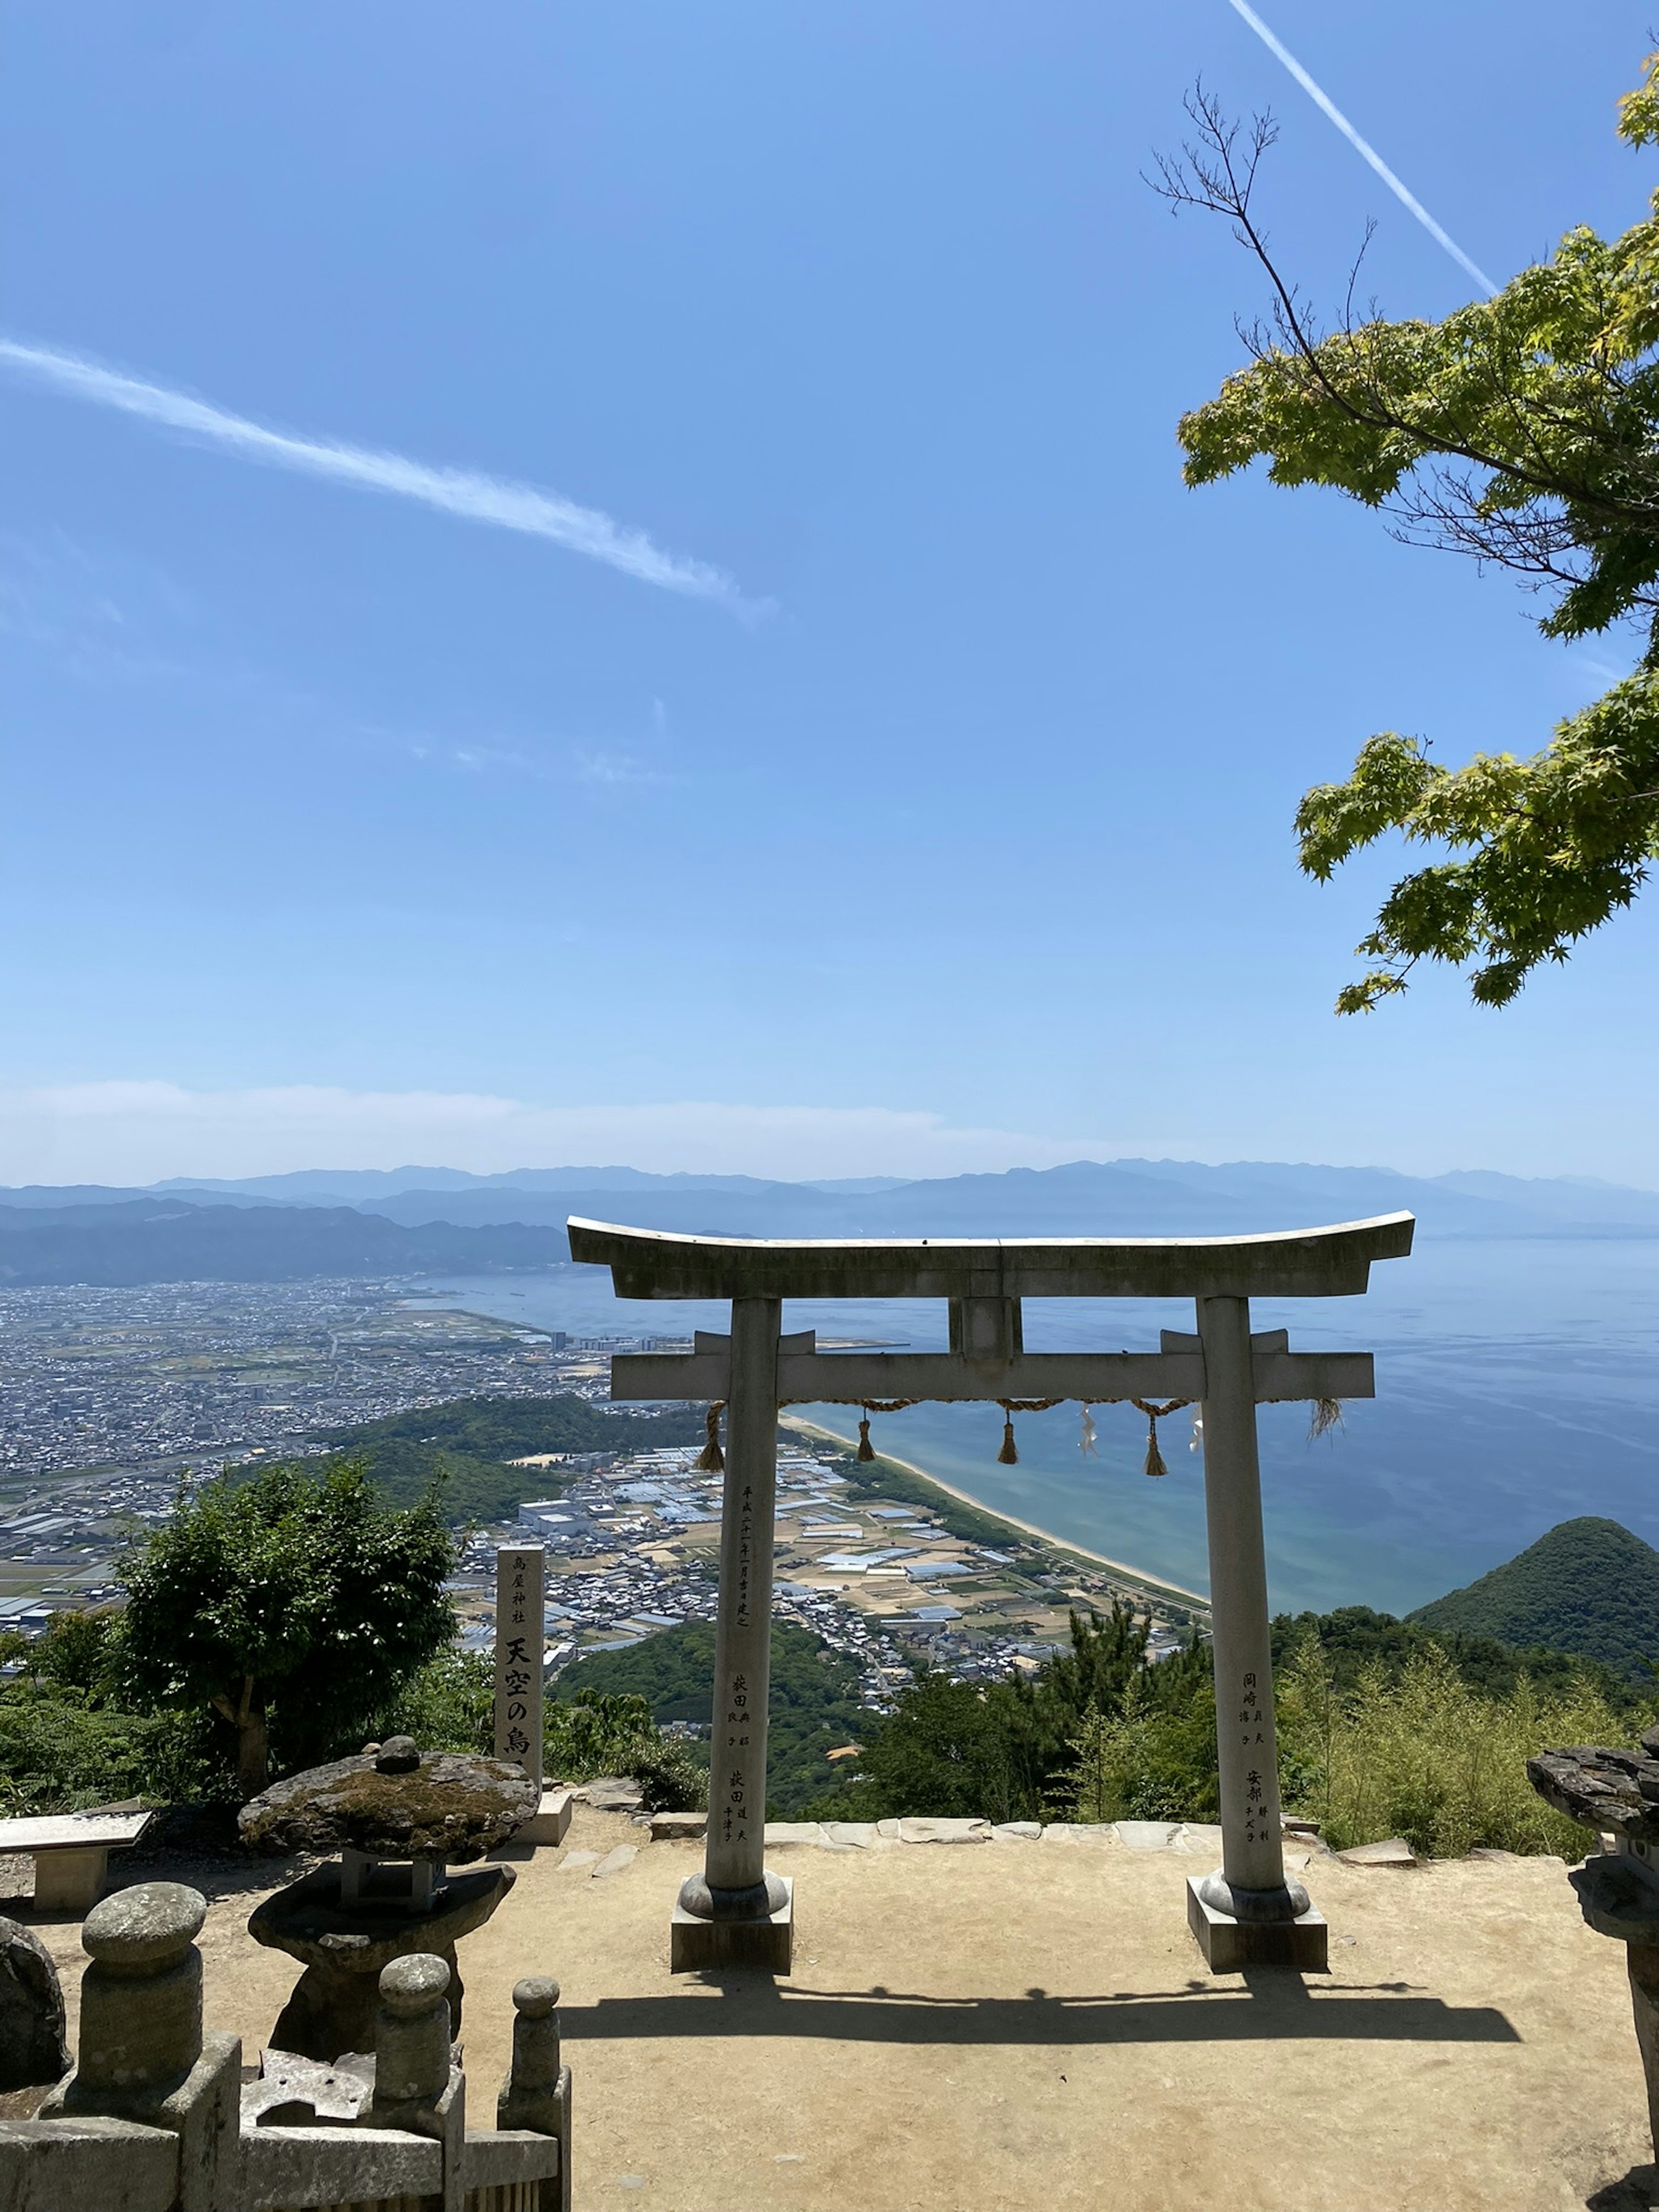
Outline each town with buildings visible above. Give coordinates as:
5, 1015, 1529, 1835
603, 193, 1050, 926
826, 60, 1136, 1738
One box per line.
0, 1277, 1196, 1697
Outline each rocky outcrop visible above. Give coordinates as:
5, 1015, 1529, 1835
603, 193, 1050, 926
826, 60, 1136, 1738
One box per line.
0, 1916, 67, 2091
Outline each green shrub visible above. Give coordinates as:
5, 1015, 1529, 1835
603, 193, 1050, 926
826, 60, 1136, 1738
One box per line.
1276, 1637, 1637, 1857
1058, 1674, 1219, 1824
544, 1692, 707, 1811
0, 1688, 234, 1815
373, 1649, 496, 1755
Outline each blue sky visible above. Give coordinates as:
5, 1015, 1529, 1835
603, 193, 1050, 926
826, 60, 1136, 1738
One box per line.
3, 1, 1656, 1186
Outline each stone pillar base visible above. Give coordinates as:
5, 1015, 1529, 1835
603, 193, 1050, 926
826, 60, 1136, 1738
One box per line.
1187, 1876, 1328, 1971
522, 1789, 574, 1847
32, 1849, 109, 1916
671, 1878, 793, 1974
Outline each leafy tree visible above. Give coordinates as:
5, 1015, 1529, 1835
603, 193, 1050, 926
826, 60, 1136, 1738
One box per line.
1155, 55, 1659, 1008
30, 1608, 119, 1702
118, 1461, 454, 1796
550, 1620, 868, 1813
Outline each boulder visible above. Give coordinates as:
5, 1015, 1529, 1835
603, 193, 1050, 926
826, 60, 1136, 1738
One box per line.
0, 1918, 67, 2091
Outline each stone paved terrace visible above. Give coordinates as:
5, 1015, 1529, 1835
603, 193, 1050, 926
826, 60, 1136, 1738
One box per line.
10, 1803, 1655, 2212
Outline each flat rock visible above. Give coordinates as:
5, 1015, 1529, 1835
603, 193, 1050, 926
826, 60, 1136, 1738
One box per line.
580, 1778, 645, 1813
557, 1851, 601, 1874
1112, 1822, 1182, 1851
0, 1917, 67, 2092
1040, 1824, 1120, 1846
649, 1812, 708, 1843
1337, 1837, 1418, 1867
590, 1847, 638, 1881
239, 1752, 537, 1862
897, 1818, 990, 1845
823, 1823, 891, 1850
1171, 1823, 1225, 1854
764, 1823, 828, 1846
992, 1823, 1042, 1842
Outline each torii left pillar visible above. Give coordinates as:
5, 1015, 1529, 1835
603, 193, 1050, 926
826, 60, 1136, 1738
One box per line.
1185, 1296, 1327, 1971
671, 1296, 793, 1971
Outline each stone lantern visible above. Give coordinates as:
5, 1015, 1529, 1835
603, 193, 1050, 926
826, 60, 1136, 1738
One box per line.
239, 1735, 537, 2060
1529, 1730, 1659, 2152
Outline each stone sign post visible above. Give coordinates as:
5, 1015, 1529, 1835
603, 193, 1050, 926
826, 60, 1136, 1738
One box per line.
494, 1545, 545, 1796
571, 1209, 1413, 1976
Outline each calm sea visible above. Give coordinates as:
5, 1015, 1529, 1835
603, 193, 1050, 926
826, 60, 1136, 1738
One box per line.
412, 1238, 1659, 1617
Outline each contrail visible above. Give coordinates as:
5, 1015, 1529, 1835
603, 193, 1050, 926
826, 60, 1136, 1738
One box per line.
0, 337, 754, 607
1225, 0, 1499, 299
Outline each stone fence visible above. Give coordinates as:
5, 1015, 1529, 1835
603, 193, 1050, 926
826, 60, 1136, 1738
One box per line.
0, 1881, 569, 2212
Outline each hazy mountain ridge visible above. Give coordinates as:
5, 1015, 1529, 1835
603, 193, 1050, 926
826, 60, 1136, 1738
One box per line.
5, 1157, 1659, 1284
0, 1199, 569, 1286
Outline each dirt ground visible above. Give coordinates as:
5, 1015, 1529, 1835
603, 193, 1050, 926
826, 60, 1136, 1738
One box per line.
12, 1808, 1656, 2212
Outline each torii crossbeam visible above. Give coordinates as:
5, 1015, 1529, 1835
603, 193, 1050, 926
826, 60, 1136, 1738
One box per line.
569, 1210, 1414, 1974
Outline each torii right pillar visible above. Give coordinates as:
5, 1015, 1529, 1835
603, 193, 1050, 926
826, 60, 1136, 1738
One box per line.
1187, 1293, 1326, 1971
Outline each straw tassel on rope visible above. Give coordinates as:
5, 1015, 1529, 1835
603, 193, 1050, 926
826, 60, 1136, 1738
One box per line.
852, 1399, 918, 1463
695, 1401, 726, 1474
995, 1398, 1062, 1465
1130, 1397, 1192, 1479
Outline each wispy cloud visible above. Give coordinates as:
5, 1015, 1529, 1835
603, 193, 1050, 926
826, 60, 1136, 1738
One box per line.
0, 337, 760, 609
570, 747, 671, 789
0, 1081, 1178, 1185
1225, 0, 1498, 299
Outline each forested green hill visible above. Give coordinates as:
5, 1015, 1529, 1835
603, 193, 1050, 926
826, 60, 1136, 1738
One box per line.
1271, 1603, 1645, 1712
1408, 1518, 1659, 1682
322, 1394, 707, 1524
551, 1620, 867, 1813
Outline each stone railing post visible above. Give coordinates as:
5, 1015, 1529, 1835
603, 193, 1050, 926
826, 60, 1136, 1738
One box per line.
372, 1952, 451, 2113
71, 1880, 204, 2103
498, 1975, 572, 2212
41, 1881, 241, 2212
371, 1952, 465, 2212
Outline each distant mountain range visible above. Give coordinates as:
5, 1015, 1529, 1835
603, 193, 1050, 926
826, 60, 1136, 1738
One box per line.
3, 1158, 1659, 1286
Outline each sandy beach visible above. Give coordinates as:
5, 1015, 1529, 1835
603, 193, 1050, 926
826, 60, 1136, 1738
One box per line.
785, 1413, 1211, 1609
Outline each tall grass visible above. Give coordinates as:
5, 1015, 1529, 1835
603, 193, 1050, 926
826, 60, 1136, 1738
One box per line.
1058, 1637, 1639, 1856
1277, 1639, 1631, 1856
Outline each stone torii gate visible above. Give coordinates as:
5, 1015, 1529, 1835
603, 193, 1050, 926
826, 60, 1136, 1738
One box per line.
568, 1210, 1414, 1975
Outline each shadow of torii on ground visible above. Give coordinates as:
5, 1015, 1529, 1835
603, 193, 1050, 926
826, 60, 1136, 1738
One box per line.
559, 1966, 1519, 2046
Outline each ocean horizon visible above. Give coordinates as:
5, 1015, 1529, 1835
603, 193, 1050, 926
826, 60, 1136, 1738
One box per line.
413, 1236, 1659, 1617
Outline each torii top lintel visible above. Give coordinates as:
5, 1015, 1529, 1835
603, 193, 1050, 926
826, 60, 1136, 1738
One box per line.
566, 1211, 1415, 1303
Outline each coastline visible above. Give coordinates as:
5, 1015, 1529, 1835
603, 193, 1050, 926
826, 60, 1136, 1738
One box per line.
785, 1413, 1211, 1612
